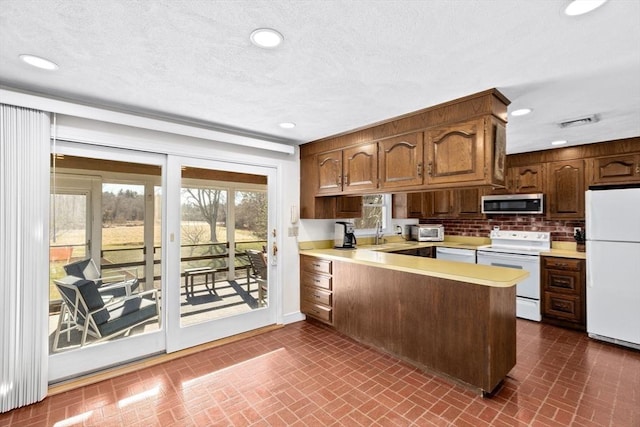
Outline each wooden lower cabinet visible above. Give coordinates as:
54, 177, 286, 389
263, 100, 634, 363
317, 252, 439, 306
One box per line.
304, 256, 516, 394
541, 256, 586, 331
300, 255, 334, 325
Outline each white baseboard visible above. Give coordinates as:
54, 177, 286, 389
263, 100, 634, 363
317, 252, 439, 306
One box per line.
282, 311, 306, 325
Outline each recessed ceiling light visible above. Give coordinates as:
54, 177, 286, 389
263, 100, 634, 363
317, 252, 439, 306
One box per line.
551, 140, 568, 146
279, 122, 296, 129
564, 0, 608, 16
19, 54, 58, 70
250, 28, 284, 49
511, 108, 533, 117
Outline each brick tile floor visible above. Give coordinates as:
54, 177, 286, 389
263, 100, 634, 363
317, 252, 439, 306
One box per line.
2, 319, 639, 426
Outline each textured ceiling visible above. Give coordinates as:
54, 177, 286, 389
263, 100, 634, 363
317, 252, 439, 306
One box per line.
0, 0, 639, 154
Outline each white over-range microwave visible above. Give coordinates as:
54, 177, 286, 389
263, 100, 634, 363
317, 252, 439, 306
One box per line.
410, 224, 444, 242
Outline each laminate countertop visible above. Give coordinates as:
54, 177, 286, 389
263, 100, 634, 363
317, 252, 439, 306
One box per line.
540, 249, 587, 260
301, 246, 529, 288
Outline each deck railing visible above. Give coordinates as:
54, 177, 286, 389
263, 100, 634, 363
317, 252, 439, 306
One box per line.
99, 240, 267, 282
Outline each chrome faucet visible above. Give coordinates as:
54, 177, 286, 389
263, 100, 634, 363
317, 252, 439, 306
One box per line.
374, 220, 384, 245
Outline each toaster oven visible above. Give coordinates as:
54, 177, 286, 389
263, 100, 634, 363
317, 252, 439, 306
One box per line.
410, 224, 444, 242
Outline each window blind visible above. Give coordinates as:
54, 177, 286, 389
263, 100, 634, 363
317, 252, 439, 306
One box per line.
0, 104, 50, 412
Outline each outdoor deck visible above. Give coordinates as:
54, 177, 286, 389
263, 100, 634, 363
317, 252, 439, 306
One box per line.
48, 277, 266, 353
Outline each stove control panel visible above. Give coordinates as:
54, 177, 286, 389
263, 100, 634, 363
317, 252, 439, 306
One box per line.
489, 230, 550, 242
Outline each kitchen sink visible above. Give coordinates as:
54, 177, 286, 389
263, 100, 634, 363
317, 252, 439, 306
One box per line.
359, 241, 419, 251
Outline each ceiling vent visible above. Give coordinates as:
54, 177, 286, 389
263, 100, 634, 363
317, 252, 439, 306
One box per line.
558, 114, 599, 128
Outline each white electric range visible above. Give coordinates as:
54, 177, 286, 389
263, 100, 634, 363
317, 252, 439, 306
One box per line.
477, 230, 551, 321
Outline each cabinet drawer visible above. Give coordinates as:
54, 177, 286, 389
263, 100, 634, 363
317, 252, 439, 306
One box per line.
543, 292, 582, 322
301, 301, 333, 324
544, 270, 581, 295
301, 271, 332, 290
543, 257, 582, 271
302, 286, 332, 307
301, 257, 332, 275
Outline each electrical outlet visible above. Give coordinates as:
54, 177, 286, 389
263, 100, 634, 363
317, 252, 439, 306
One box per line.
288, 226, 299, 237
574, 227, 581, 234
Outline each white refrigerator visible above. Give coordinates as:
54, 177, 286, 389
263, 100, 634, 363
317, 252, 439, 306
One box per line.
586, 185, 640, 350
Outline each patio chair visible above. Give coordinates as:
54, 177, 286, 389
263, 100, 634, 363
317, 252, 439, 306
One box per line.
52, 275, 159, 352
64, 258, 139, 298
246, 249, 268, 307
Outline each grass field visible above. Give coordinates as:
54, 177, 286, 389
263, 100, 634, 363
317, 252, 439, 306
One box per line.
52, 221, 259, 247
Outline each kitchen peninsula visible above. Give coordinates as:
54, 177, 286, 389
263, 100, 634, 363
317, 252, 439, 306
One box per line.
300, 247, 529, 395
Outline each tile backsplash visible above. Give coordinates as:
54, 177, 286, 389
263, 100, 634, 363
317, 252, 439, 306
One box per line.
420, 215, 585, 242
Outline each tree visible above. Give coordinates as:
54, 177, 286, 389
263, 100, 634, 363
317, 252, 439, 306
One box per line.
183, 188, 225, 242
102, 189, 144, 225
235, 191, 268, 240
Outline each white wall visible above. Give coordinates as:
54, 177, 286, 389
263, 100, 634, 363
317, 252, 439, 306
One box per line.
298, 219, 337, 242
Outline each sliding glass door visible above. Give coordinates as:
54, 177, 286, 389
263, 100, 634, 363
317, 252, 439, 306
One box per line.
48, 143, 278, 382
48, 143, 166, 383
165, 156, 277, 353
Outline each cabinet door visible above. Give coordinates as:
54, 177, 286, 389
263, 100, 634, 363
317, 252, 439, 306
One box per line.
588, 154, 640, 185
455, 188, 483, 218
425, 191, 453, 217
335, 196, 363, 218
407, 192, 426, 218
425, 118, 485, 185
316, 150, 343, 195
343, 143, 378, 193
513, 164, 545, 193
547, 160, 585, 218
378, 133, 424, 190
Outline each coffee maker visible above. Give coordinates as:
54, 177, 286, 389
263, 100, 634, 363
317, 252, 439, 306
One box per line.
334, 221, 357, 249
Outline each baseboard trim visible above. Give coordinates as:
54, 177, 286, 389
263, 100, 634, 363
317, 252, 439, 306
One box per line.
283, 311, 305, 324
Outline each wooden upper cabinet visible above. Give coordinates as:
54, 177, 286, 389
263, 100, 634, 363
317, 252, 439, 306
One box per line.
425, 118, 487, 186
391, 192, 427, 219
315, 143, 378, 195
455, 188, 484, 218
587, 154, 640, 185
547, 160, 585, 218
316, 150, 342, 195
342, 143, 378, 193
407, 192, 428, 218
378, 132, 424, 190
335, 196, 363, 218
425, 191, 454, 217
512, 164, 545, 193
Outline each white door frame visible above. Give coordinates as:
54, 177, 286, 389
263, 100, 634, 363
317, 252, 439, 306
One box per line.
48, 142, 167, 383
165, 155, 279, 353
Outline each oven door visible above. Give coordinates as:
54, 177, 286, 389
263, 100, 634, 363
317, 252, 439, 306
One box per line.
476, 251, 540, 299
477, 251, 541, 321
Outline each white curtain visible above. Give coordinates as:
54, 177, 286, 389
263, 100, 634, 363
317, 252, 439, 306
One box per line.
0, 104, 50, 412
